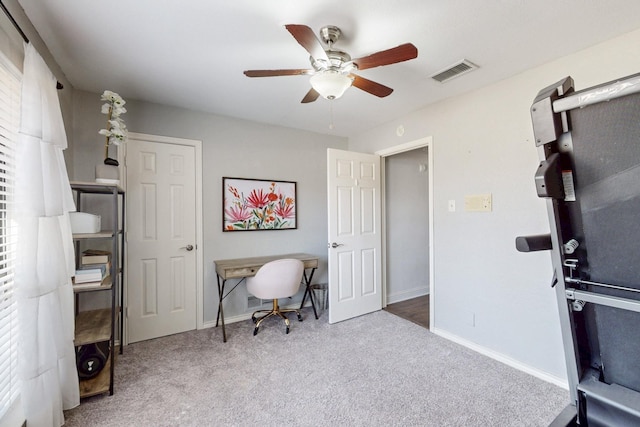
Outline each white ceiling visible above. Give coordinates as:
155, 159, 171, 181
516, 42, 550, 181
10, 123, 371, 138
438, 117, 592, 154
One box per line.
17, 0, 640, 137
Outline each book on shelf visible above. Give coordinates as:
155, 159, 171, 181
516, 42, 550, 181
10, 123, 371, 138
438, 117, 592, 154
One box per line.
81, 260, 112, 276
72, 277, 107, 289
81, 249, 111, 265
74, 264, 108, 284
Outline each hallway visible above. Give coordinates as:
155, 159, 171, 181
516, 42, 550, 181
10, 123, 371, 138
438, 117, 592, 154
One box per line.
384, 295, 429, 329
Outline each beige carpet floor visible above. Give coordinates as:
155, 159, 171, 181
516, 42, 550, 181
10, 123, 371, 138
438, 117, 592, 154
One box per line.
64, 308, 568, 426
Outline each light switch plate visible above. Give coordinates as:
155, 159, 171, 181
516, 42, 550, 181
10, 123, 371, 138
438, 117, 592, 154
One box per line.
464, 193, 492, 212
448, 200, 456, 212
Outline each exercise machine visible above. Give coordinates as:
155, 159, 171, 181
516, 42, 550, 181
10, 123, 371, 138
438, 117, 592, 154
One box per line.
517, 73, 640, 426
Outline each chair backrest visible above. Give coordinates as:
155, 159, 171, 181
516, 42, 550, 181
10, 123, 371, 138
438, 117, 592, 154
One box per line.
246, 258, 304, 300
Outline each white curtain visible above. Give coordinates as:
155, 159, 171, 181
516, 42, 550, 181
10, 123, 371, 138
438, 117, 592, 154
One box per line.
15, 43, 79, 426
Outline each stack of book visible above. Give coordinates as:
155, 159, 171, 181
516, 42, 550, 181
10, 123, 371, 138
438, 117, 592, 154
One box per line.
81, 249, 111, 267
74, 265, 108, 288
73, 250, 111, 289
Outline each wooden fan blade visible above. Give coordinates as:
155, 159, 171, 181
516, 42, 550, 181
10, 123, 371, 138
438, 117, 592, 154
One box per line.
285, 24, 329, 62
301, 88, 320, 103
244, 69, 312, 77
351, 74, 394, 98
352, 43, 418, 71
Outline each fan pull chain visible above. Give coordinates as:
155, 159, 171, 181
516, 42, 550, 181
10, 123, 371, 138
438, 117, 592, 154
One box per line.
329, 101, 334, 130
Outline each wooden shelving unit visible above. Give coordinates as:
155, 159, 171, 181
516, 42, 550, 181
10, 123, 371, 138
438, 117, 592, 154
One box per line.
71, 181, 125, 398
78, 357, 113, 398
74, 309, 112, 345
72, 275, 112, 293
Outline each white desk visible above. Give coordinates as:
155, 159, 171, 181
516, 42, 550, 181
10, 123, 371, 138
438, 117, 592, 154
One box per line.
214, 253, 319, 342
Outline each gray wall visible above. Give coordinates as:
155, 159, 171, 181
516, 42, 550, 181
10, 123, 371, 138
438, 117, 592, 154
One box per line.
71, 90, 347, 323
385, 148, 429, 303
348, 28, 640, 383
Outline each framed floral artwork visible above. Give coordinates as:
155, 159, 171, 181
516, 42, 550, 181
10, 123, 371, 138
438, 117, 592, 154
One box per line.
223, 177, 297, 231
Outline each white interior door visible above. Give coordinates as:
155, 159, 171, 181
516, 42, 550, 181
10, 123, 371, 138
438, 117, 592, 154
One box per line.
327, 148, 382, 324
126, 136, 198, 343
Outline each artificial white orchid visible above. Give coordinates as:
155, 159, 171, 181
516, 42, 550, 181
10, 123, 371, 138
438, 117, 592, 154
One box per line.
99, 90, 127, 164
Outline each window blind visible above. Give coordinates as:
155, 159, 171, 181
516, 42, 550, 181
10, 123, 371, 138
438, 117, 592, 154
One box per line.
0, 51, 20, 423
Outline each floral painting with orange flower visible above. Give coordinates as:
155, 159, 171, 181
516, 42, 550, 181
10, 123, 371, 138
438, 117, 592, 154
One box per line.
223, 177, 297, 231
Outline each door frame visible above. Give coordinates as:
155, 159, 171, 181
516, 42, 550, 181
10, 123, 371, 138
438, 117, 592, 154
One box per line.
123, 132, 204, 344
375, 136, 434, 330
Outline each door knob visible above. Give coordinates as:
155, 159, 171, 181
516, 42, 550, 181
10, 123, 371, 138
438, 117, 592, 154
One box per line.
329, 242, 343, 248
181, 244, 194, 251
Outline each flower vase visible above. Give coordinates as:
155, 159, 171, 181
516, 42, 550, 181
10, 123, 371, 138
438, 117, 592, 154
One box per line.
95, 163, 120, 185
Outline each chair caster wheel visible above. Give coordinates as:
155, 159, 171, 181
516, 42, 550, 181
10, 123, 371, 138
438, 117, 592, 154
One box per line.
253, 327, 259, 336
286, 326, 290, 334
297, 313, 303, 322
251, 316, 257, 324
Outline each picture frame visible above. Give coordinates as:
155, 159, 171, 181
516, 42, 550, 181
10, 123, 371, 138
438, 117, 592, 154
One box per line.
222, 177, 297, 231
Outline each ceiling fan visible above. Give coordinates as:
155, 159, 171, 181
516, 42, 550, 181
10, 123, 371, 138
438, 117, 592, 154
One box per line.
244, 24, 418, 103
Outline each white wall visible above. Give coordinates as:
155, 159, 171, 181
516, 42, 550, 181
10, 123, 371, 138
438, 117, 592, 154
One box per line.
71, 90, 347, 323
348, 28, 640, 383
385, 148, 429, 303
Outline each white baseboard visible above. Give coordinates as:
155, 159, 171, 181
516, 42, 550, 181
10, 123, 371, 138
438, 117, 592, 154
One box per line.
432, 327, 569, 390
386, 287, 429, 305
202, 312, 251, 329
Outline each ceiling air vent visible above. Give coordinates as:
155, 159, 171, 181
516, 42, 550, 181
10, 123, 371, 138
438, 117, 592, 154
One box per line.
430, 59, 478, 83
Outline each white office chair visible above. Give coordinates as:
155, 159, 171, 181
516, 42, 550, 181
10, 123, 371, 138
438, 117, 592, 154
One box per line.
246, 258, 304, 335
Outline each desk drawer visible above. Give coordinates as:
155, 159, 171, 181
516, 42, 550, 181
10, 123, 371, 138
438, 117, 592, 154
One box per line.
302, 259, 318, 269
216, 255, 319, 280
225, 267, 260, 278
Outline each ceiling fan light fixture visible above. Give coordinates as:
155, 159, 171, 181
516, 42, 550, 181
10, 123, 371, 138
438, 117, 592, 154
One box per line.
310, 71, 353, 100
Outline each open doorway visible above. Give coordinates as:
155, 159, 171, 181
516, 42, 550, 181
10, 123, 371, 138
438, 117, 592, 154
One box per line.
385, 295, 429, 328
377, 138, 433, 330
